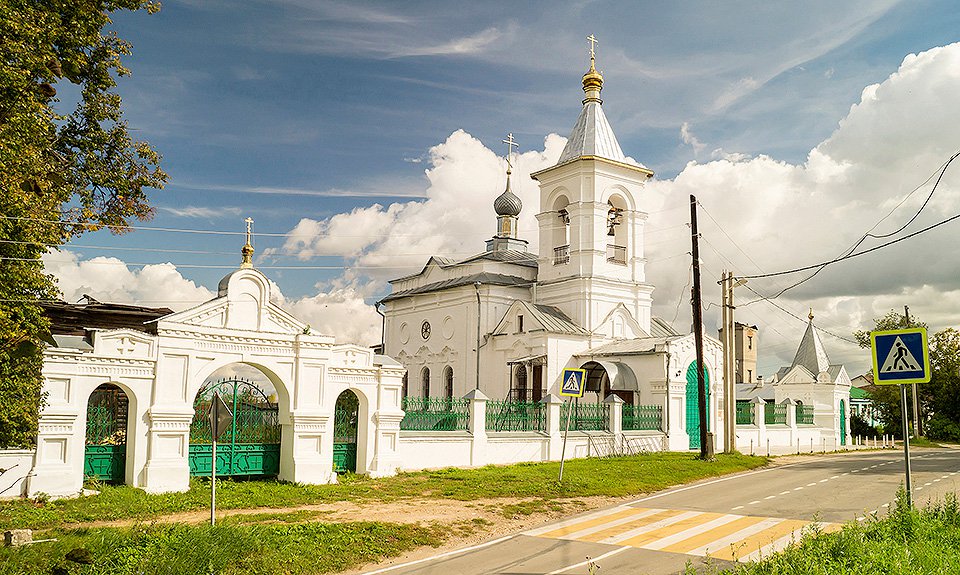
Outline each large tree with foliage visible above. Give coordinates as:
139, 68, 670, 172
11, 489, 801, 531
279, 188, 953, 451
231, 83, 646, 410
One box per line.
854, 311, 960, 440
0, 1, 166, 448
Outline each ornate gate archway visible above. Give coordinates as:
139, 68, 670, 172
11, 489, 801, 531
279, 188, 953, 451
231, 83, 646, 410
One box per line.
84, 384, 129, 483
333, 390, 360, 473
685, 362, 710, 450
189, 378, 281, 477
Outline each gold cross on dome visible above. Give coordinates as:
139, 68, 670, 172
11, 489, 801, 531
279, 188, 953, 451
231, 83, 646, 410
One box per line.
502, 133, 518, 168
587, 34, 598, 60
244, 217, 254, 245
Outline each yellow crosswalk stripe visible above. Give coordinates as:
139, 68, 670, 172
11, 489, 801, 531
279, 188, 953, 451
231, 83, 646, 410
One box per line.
536, 507, 654, 539
658, 515, 768, 554
616, 512, 728, 547
707, 519, 809, 561
578, 509, 689, 543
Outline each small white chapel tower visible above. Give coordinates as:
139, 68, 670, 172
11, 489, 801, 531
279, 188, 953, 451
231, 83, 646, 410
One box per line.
530, 36, 656, 334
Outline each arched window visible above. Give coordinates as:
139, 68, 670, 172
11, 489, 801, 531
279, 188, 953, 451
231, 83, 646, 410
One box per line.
606, 196, 627, 265
553, 196, 570, 265
515, 366, 528, 401
401, 372, 409, 398
421, 367, 430, 398
443, 366, 454, 398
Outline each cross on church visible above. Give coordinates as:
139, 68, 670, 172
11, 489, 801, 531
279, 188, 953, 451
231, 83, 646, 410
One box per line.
501, 133, 518, 168
244, 217, 254, 245
587, 34, 598, 60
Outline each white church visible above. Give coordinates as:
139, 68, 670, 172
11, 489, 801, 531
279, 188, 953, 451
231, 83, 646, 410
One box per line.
0, 47, 853, 499
381, 51, 726, 453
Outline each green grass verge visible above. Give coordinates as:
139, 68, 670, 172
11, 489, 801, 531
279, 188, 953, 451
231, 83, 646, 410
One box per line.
0, 522, 446, 575
698, 491, 960, 574
0, 452, 766, 530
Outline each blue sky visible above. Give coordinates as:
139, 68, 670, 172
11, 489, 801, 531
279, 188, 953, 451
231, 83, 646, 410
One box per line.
46, 0, 960, 375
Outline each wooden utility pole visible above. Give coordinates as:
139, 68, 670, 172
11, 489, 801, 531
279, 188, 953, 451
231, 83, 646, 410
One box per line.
690, 195, 712, 459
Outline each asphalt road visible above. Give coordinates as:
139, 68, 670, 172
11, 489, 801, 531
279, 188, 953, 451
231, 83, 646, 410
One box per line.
361, 448, 960, 575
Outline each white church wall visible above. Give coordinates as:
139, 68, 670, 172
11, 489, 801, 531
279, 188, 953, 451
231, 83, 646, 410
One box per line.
0, 450, 35, 498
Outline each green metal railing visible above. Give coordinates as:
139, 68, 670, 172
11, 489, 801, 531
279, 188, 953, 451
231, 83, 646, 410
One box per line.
797, 404, 815, 425
621, 404, 662, 431
736, 401, 755, 425
764, 402, 788, 425
561, 401, 610, 431
400, 397, 470, 431
486, 400, 545, 432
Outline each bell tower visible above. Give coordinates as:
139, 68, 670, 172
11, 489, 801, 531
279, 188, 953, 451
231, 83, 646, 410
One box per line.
531, 37, 655, 334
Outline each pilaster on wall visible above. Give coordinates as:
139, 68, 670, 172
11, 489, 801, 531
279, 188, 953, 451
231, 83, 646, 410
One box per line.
465, 389, 488, 466
283, 412, 332, 485
26, 411, 79, 497
141, 408, 193, 493
542, 393, 564, 460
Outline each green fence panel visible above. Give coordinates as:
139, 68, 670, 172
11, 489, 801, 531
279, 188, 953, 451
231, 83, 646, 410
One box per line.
736, 401, 755, 425
486, 400, 545, 432
188, 443, 280, 476
400, 397, 470, 431
764, 402, 787, 425
797, 404, 815, 425
622, 404, 662, 431
561, 401, 609, 431
83, 445, 125, 482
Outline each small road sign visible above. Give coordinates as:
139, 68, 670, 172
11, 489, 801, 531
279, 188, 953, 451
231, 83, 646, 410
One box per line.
560, 368, 587, 398
210, 392, 234, 441
871, 328, 930, 385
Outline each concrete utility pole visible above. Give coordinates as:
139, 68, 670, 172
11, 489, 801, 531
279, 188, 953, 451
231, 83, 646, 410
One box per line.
690, 195, 712, 459
720, 272, 747, 453
905, 305, 922, 437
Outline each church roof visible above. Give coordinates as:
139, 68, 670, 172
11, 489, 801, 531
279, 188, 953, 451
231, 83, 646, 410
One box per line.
579, 336, 675, 356
791, 313, 831, 374
380, 271, 531, 303
556, 99, 626, 164
390, 251, 536, 284
42, 297, 173, 336
518, 301, 590, 336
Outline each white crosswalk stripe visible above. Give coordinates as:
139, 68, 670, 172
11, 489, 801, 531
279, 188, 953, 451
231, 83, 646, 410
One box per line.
526, 505, 840, 563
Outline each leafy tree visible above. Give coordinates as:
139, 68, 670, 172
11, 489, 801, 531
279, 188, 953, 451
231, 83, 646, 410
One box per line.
853, 311, 926, 439
0, 1, 166, 447
854, 312, 960, 440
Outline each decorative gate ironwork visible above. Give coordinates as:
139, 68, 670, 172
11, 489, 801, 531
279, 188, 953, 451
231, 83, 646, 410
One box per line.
84, 384, 128, 483
333, 390, 359, 473
189, 378, 280, 477
685, 362, 710, 449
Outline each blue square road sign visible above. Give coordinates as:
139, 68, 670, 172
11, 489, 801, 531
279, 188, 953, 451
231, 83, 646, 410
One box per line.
871, 328, 930, 385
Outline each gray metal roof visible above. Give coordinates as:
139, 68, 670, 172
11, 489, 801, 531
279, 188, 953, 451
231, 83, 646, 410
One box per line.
791, 318, 831, 374
380, 272, 531, 302
556, 100, 626, 164
650, 317, 680, 338
737, 382, 775, 401
521, 301, 590, 336
579, 336, 676, 356
457, 249, 538, 268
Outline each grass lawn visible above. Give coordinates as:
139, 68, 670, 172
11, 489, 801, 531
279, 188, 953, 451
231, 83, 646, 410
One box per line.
0, 452, 767, 574
701, 491, 960, 575
0, 451, 768, 530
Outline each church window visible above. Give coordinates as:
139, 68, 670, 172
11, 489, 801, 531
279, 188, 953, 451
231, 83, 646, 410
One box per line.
402, 373, 408, 398
747, 369, 752, 382
421, 367, 430, 398
443, 366, 454, 398
748, 336, 753, 350
515, 366, 528, 401
518, 315, 524, 332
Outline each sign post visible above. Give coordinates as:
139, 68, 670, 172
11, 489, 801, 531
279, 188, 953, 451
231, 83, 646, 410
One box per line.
558, 368, 587, 482
871, 327, 931, 508
209, 392, 233, 526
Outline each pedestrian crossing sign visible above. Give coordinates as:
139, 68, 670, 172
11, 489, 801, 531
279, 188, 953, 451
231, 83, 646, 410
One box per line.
560, 368, 587, 397
871, 327, 930, 385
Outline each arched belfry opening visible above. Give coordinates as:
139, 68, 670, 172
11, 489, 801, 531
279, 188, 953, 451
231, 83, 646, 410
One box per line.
552, 195, 571, 265
606, 195, 627, 265
188, 364, 282, 478
84, 383, 130, 484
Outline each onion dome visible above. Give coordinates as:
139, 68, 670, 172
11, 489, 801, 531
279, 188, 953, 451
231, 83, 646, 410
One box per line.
493, 167, 522, 217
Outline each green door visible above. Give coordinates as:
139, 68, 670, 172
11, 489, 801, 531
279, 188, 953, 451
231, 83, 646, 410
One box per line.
84, 384, 128, 483
685, 362, 710, 450
333, 390, 359, 473
189, 378, 281, 477
840, 399, 847, 446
